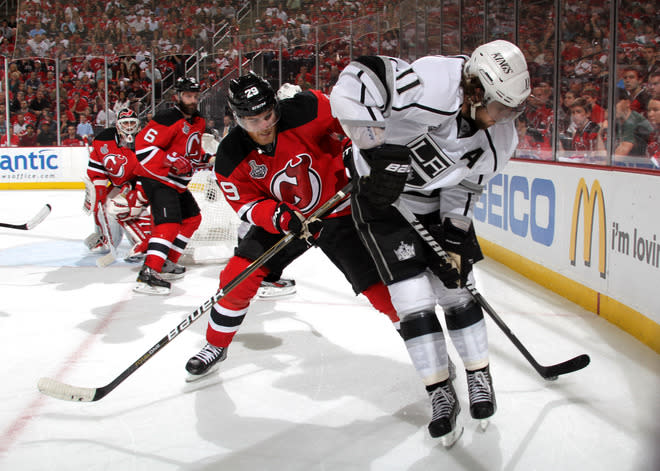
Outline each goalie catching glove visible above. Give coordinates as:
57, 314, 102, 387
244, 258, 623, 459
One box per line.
273, 202, 324, 241
429, 217, 484, 287
359, 144, 411, 209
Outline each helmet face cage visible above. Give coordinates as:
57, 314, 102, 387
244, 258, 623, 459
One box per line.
228, 73, 280, 130
465, 40, 531, 121
116, 108, 140, 143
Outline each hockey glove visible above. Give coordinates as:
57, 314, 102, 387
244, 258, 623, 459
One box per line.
166, 152, 193, 176
273, 202, 324, 241
360, 144, 411, 209
429, 217, 484, 285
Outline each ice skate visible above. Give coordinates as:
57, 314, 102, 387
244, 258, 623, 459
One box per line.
428, 380, 463, 447
256, 278, 296, 298
160, 260, 186, 280
134, 266, 171, 295
466, 365, 496, 430
185, 343, 227, 382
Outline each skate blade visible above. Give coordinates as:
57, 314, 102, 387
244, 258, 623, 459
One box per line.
160, 271, 185, 280
256, 286, 297, 298
133, 283, 171, 295
185, 363, 221, 383
440, 425, 464, 448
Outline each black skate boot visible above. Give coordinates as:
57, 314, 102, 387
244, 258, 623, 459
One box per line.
466, 365, 496, 429
161, 260, 186, 280
134, 265, 171, 295
428, 379, 463, 447
185, 343, 227, 382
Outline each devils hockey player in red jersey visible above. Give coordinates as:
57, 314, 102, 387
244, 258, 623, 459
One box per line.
84, 108, 152, 260
184, 72, 397, 380
134, 77, 209, 294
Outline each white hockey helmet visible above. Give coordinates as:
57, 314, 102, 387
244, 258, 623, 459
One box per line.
464, 40, 531, 110
276, 83, 302, 100
116, 108, 140, 143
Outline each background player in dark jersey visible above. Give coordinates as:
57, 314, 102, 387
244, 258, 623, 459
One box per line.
184, 72, 397, 380
84, 108, 152, 260
134, 77, 209, 295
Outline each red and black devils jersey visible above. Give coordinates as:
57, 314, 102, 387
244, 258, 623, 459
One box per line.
215, 90, 350, 234
134, 106, 206, 192
87, 127, 140, 187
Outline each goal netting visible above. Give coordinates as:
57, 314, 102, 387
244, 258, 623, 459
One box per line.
183, 169, 241, 264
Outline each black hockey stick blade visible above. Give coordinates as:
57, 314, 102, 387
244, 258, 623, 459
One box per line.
37, 183, 354, 402
0, 204, 51, 230
470, 289, 591, 381
537, 353, 591, 381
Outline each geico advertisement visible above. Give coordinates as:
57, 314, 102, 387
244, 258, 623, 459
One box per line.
473, 161, 659, 319
0, 147, 88, 183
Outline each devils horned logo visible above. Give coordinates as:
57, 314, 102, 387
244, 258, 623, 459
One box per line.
185, 132, 201, 159
103, 154, 128, 178
271, 154, 321, 213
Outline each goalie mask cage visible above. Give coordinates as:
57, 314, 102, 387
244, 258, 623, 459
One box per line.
183, 169, 241, 263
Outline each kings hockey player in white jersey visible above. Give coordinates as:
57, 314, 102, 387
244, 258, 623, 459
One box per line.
330, 40, 531, 446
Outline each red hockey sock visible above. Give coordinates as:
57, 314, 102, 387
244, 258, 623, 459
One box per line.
145, 222, 180, 272
362, 282, 400, 323
168, 214, 202, 263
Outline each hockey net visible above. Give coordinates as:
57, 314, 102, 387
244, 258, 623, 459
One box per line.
183, 169, 241, 264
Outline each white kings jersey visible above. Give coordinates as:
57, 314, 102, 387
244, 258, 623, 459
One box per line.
330, 54, 518, 217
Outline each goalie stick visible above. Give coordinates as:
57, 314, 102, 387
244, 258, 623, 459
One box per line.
0, 204, 51, 230
37, 182, 354, 402
392, 198, 590, 381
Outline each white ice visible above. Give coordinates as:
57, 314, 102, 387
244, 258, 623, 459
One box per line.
0, 189, 658, 471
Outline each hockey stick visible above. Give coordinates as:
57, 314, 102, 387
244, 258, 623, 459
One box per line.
0, 204, 51, 230
37, 182, 354, 402
392, 199, 590, 381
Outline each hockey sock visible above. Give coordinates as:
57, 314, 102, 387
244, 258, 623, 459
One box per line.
361, 282, 399, 324
204, 256, 269, 347
168, 214, 202, 263
445, 301, 489, 371
218, 256, 269, 311
145, 222, 180, 272
400, 310, 451, 385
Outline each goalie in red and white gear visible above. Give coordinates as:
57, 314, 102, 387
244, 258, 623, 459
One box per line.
84, 108, 152, 260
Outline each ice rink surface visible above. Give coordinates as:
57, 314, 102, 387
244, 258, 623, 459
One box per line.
0, 189, 658, 471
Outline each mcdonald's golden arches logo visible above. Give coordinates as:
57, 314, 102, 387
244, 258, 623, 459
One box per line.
569, 178, 606, 278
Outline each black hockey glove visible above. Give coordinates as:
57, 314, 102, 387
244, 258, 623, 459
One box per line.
429, 217, 484, 285
273, 202, 324, 241
360, 144, 411, 209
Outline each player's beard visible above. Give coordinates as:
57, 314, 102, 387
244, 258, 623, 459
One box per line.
179, 102, 198, 116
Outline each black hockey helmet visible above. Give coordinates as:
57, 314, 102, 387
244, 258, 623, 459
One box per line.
227, 72, 278, 118
175, 76, 201, 92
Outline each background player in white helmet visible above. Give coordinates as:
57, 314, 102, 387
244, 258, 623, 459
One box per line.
84, 108, 152, 261
330, 39, 531, 445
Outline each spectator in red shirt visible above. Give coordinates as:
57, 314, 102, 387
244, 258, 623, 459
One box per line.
18, 124, 38, 146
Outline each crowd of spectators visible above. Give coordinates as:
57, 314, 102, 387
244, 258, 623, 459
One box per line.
0, 0, 658, 169
512, 0, 659, 167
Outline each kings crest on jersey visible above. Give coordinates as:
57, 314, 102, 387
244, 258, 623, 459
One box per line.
214, 89, 351, 234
